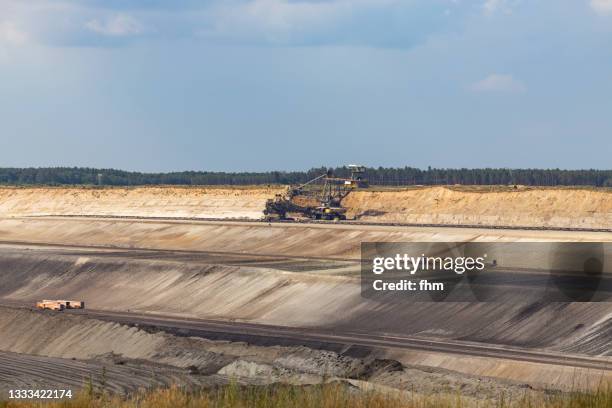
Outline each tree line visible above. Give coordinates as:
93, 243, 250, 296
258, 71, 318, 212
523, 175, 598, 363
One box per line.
0, 167, 610, 187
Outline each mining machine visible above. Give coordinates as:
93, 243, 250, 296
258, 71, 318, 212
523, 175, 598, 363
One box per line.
264, 165, 367, 221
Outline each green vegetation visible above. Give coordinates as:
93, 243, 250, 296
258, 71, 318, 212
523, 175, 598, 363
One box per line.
0, 167, 611, 187
1, 383, 610, 408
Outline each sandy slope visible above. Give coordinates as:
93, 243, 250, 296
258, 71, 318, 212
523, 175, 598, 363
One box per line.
0, 185, 610, 392
343, 187, 612, 229
0, 217, 608, 261
0, 350, 224, 395
0, 186, 283, 219
0, 307, 564, 399
0, 185, 610, 229
0, 247, 609, 357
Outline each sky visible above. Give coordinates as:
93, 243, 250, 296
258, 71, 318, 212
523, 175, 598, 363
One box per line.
0, 0, 611, 172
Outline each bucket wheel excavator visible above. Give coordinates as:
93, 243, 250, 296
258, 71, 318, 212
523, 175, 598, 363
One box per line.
264, 165, 367, 221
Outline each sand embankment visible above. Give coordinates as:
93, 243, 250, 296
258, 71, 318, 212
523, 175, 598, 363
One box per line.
0, 305, 364, 380
0, 306, 359, 393
0, 306, 167, 361
0, 185, 610, 228
2, 306, 575, 397
0, 218, 609, 260
0, 186, 283, 219
343, 187, 612, 229
0, 247, 610, 357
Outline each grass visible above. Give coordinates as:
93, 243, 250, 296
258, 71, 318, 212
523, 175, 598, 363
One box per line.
1, 382, 611, 408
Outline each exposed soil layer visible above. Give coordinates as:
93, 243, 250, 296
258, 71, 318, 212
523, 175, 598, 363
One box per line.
0, 184, 610, 395
0, 350, 225, 396
343, 187, 612, 229
0, 306, 583, 399
0, 218, 609, 262
0, 246, 609, 357
0, 187, 283, 219
0, 185, 610, 229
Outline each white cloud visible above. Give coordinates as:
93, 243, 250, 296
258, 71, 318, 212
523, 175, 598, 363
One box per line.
483, 0, 502, 15
482, 0, 519, 16
471, 74, 526, 93
202, 0, 398, 44
0, 0, 455, 48
205, 0, 344, 42
85, 14, 144, 37
590, 0, 612, 15
0, 21, 27, 46
0, 1, 84, 47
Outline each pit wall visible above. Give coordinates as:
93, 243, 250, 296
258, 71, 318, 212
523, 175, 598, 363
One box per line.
0, 186, 283, 219
0, 250, 610, 357
343, 187, 612, 229
0, 186, 611, 229
386, 349, 612, 392
3, 306, 606, 392
0, 306, 166, 361
0, 217, 609, 260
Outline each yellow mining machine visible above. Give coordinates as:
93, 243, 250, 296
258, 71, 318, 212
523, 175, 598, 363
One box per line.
264, 165, 368, 221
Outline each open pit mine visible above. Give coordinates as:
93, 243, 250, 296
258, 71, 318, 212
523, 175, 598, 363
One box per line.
0, 185, 610, 403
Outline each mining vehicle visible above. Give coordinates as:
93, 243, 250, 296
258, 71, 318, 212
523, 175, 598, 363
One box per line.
264, 165, 367, 221
45, 299, 85, 309
39, 299, 85, 310
36, 301, 65, 311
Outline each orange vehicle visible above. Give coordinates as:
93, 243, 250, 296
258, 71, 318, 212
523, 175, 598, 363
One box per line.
42, 300, 85, 309
36, 301, 65, 311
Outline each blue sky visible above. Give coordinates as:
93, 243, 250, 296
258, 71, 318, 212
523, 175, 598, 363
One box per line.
0, 0, 611, 171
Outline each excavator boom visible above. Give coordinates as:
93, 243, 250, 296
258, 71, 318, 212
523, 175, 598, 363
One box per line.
264, 166, 367, 221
